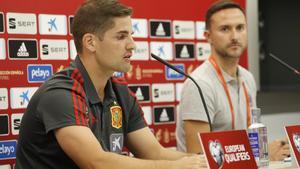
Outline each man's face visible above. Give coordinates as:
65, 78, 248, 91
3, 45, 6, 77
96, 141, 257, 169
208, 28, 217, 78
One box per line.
205, 8, 247, 59
94, 16, 136, 74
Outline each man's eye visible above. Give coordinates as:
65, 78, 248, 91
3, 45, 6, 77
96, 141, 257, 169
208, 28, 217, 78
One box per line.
221, 27, 229, 32
237, 25, 245, 31
117, 35, 126, 40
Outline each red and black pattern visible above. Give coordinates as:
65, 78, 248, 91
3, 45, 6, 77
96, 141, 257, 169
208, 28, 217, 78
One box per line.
70, 68, 88, 126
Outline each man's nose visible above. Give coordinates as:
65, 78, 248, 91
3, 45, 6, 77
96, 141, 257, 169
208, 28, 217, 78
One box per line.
230, 29, 239, 40
127, 36, 136, 51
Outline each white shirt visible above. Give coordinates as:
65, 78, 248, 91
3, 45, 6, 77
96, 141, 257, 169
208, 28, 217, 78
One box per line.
176, 60, 257, 152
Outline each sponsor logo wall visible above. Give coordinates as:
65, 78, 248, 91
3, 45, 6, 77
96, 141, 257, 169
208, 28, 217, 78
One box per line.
0, 12, 4, 33
0, 0, 247, 167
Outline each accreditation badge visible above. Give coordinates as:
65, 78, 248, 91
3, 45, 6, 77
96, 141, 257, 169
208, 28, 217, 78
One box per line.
110, 105, 122, 129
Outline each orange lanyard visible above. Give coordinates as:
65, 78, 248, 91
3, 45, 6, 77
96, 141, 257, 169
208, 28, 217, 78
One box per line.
209, 56, 251, 130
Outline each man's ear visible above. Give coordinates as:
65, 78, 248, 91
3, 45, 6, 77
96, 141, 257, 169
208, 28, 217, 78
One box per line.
82, 33, 96, 53
204, 30, 211, 43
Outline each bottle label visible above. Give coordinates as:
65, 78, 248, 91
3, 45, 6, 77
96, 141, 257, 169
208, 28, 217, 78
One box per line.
248, 132, 259, 158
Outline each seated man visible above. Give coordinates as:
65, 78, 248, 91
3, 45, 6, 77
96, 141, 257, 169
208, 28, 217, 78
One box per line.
15, 0, 207, 169
176, 0, 290, 161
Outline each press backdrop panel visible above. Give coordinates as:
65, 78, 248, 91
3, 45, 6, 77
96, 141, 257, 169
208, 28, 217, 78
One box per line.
0, 0, 246, 167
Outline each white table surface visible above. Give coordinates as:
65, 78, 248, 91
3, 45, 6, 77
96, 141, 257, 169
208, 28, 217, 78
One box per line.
268, 161, 298, 169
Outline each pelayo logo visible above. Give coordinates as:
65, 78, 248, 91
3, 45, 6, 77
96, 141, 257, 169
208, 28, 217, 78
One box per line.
27, 64, 53, 83
0, 140, 17, 160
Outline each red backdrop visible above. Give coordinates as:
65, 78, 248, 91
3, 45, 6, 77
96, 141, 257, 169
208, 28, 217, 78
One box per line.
0, 0, 246, 167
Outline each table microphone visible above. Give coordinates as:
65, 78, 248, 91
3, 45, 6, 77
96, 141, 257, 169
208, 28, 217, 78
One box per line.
269, 53, 300, 76
151, 53, 212, 132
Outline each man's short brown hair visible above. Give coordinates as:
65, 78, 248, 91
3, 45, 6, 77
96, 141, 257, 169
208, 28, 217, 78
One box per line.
205, 0, 245, 30
71, 0, 132, 53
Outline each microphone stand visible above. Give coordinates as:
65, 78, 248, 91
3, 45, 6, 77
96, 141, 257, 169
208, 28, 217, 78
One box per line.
269, 53, 300, 76
151, 53, 212, 132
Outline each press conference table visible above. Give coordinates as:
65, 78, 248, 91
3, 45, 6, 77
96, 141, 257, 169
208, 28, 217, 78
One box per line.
269, 161, 298, 169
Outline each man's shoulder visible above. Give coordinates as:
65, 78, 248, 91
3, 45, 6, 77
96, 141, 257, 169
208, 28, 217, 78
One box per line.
190, 61, 217, 85
42, 66, 82, 91
238, 65, 255, 80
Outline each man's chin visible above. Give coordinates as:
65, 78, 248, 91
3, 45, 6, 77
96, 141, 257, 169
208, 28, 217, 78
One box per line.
227, 51, 243, 58
230, 55, 241, 58
118, 65, 132, 73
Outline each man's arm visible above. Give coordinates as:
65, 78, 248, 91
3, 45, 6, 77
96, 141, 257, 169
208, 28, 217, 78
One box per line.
184, 120, 210, 154
126, 127, 190, 160
55, 126, 206, 169
178, 77, 215, 154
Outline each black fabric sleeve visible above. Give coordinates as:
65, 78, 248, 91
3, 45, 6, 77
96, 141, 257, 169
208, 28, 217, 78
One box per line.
127, 91, 147, 133
37, 88, 89, 134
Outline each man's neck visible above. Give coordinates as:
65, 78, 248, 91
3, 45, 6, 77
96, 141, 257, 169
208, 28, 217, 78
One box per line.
213, 54, 239, 78
79, 54, 112, 101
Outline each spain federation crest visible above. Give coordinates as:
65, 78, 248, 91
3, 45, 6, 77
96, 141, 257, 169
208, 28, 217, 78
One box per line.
110, 105, 123, 129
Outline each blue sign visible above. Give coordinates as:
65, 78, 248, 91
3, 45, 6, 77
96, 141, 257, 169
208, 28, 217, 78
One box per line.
113, 72, 124, 78
27, 64, 53, 83
165, 64, 185, 80
48, 17, 58, 32
248, 132, 259, 158
0, 140, 17, 160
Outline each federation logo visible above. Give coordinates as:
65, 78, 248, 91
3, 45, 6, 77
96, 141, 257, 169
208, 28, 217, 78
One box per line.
110, 105, 122, 129
150, 20, 171, 38
0, 115, 9, 136
8, 39, 37, 60
0, 12, 4, 33
27, 64, 53, 83
293, 133, 300, 153
209, 140, 225, 168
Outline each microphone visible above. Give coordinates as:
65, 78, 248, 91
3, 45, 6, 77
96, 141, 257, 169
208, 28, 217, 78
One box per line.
151, 53, 212, 132
269, 53, 300, 76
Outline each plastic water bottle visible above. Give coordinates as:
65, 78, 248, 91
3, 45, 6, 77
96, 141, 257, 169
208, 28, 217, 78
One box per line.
248, 108, 269, 168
